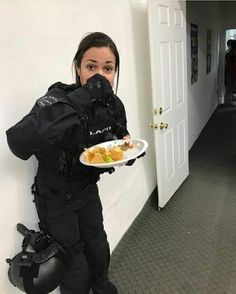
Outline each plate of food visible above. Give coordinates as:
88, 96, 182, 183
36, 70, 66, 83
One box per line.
80, 139, 148, 168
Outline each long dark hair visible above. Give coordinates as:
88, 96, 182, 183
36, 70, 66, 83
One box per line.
73, 32, 120, 92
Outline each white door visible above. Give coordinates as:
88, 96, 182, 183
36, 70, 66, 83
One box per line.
148, 0, 189, 208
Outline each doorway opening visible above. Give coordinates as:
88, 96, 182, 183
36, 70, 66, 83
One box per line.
224, 29, 236, 104
225, 29, 236, 48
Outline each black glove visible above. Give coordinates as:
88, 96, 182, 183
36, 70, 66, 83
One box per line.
67, 74, 115, 111
98, 167, 115, 174
137, 152, 146, 158
85, 74, 115, 107
126, 152, 146, 166
126, 159, 136, 166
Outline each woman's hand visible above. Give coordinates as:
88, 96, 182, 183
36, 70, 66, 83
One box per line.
123, 135, 131, 140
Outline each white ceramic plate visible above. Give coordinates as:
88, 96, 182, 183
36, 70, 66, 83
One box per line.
80, 139, 148, 168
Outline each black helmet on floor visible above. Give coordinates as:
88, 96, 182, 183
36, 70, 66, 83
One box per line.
6, 224, 68, 294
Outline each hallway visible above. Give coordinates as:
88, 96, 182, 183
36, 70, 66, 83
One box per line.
109, 105, 236, 293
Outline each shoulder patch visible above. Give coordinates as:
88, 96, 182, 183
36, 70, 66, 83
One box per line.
36, 95, 59, 108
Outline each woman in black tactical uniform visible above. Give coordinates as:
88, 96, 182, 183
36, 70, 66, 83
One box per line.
6, 32, 130, 294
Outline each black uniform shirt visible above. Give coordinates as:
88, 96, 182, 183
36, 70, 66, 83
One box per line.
6, 82, 129, 190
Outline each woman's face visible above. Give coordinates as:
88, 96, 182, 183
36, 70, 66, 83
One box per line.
77, 47, 116, 87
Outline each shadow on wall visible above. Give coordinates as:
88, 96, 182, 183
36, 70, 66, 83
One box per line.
130, 2, 153, 139
130, 2, 157, 189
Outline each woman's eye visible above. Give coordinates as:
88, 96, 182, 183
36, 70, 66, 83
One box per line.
105, 67, 114, 72
87, 64, 96, 70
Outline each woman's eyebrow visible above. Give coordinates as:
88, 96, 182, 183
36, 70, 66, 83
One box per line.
86, 59, 97, 63
86, 59, 114, 64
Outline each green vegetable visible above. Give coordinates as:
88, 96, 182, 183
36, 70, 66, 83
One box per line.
104, 155, 113, 163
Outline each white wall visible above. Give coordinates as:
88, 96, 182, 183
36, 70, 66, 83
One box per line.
0, 1, 156, 293
186, 1, 220, 149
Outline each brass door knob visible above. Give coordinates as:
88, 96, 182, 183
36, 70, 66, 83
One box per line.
159, 122, 168, 129
149, 123, 158, 129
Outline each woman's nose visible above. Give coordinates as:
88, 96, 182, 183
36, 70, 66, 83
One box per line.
97, 69, 104, 76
